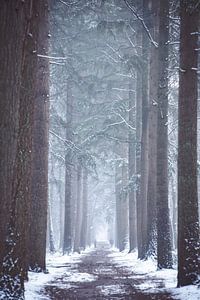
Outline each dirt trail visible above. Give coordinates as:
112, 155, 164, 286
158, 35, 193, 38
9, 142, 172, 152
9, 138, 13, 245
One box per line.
41, 244, 175, 300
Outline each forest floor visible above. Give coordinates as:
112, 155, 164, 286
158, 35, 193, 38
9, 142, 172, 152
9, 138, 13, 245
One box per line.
26, 242, 188, 300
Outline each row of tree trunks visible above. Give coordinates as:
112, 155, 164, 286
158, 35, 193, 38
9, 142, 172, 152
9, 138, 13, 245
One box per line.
127, 0, 173, 268
117, 0, 199, 288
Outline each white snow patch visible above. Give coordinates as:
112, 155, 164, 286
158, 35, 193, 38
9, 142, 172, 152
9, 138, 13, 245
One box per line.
98, 284, 126, 296
172, 285, 200, 300
62, 272, 97, 282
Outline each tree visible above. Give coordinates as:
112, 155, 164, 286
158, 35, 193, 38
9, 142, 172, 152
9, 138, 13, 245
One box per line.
80, 169, 89, 249
146, 0, 159, 258
0, 2, 27, 297
137, 0, 150, 260
63, 79, 73, 254
0, 1, 43, 297
177, 0, 200, 287
74, 164, 83, 253
156, 0, 173, 269
29, 0, 50, 272
128, 79, 137, 251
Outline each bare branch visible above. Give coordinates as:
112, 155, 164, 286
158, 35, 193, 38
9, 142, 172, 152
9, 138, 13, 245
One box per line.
124, 0, 158, 48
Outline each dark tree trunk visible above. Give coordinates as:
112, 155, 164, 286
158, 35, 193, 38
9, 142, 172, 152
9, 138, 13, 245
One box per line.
0, 1, 42, 297
138, 0, 149, 260
0, 3, 27, 297
177, 1, 200, 287
156, 0, 173, 269
29, 0, 50, 272
0, 2, 26, 278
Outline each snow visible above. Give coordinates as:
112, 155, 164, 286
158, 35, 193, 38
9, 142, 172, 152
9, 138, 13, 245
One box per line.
25, 248, 94, 300
25, 248, 200, 300
61, 272, 97, 282
110, 249, 200, 300
172, 285, 200, 300
98, 284, 126, 296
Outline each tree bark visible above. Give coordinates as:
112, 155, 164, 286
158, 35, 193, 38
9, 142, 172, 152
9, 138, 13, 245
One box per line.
0, 3, 27, 297
135, 56, 142, 258
74, 165, 83, 253
156, 0, 173, 269
177, 1, 200, 287
29, 0, 50, 272
63, 80, 73, 254
128, 79, 137, 251
80, 169, 88, 250
137, 0, 149, 259
146, 0, 159, 258
0, 1, 42, 297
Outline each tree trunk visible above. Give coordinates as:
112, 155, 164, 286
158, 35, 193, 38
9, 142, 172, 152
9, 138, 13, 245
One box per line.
48, 199, 56, 253
177, 1, 200, 287
115, 147, 129, 252
29, 0, 50, 272
120, 161, 129, 251
135, 57, 142, 258
128, 79, 137, 251
74, 165, 83, 253
0, 1, 42, 297
0, 3, 28, 297
80, 169, 88, 250
146, 0, 159, 258
115, 161, 121, 250
156, 0, 173, 269
63, 80, 73, 254
0, 2, 26, 278
137, 0, 149, 259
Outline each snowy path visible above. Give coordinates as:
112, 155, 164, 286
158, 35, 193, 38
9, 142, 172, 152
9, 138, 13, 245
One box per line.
33, 244, 176, 300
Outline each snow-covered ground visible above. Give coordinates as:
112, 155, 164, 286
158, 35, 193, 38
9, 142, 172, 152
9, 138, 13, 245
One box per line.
25, 248, 93, 300
24, 247, 200, 300
110, 249, 200, 300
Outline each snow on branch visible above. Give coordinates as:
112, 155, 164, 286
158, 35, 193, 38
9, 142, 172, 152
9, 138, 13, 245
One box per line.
190, 32, 200, 35
124, 0, 158, 48
114, 112, 136, 131
50, 130, 81, 152
106, 44, 123, 60
50, 61, 65, 66
59, 0, 69, 6
37, 54, 68, 60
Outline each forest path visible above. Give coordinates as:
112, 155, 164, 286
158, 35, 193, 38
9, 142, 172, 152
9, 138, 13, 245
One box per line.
41, 243, 175, 300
